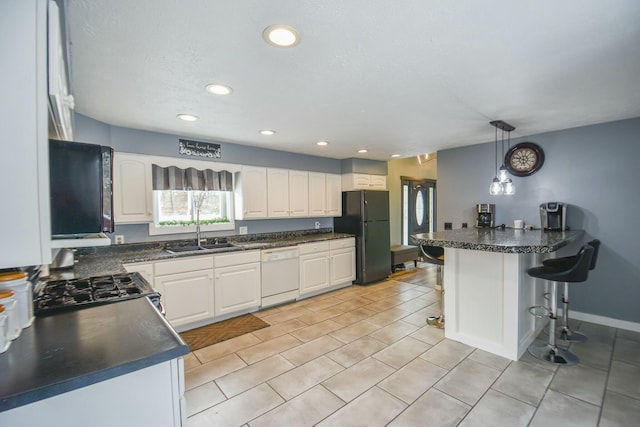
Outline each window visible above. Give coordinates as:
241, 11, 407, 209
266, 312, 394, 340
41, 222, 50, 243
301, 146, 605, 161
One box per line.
148, 164, 235, 235
149, 190, 234, 235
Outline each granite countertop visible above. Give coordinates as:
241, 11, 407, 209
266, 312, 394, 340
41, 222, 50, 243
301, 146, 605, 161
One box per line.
411, 228, 584, 254
0, 297, 188, 412
45, 229, 354, 281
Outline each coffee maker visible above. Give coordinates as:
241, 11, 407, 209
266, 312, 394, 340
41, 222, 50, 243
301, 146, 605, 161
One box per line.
476, 204, 495, 228
540, 202, 567, 231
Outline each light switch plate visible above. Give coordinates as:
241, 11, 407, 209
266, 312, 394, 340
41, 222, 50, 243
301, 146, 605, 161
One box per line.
115, 235, 125, 244
239, 226, 248, 235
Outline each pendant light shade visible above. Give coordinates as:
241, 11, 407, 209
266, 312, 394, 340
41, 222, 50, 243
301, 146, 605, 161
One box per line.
488, 120, 516, 196
490, 177, 503, 195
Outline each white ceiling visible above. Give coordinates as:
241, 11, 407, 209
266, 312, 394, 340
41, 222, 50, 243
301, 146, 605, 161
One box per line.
66, 0, 640, 161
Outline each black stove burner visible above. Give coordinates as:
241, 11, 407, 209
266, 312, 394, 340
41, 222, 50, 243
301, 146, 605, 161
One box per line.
34, 272, 159, 316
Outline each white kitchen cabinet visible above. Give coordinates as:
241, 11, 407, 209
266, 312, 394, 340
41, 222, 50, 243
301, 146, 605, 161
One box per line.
309, 173, 342, 217
0, 358, 185, 427
299, 241, 331, 296
267, 168, 289, 217
235, 166, 268, 219
330, 238, 356, 286
342, 173, 387, 191
214, 251, 261, 317
289, 170, 310, 217
154, 256, 214, 330
0, 0, 51, 268
113, 152, 153, 223
267, 168, 309, 218
123, 262, 154, 285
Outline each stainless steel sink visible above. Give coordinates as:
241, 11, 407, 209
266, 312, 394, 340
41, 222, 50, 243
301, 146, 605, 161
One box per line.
165, 243, 236, 254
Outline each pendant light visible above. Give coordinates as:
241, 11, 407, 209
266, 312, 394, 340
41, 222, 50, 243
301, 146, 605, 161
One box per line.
489, 120, 516, 195
489, 125, 503, 195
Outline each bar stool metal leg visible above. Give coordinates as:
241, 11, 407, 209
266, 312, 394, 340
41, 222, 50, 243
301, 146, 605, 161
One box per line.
559, 282, 587, 342
427, 265, 444, 328
528, 280, 579, 365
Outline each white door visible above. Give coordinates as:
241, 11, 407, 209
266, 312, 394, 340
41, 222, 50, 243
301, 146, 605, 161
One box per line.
325, 174, 342, 216
113, 153, 153, 223
267, 168, 290, 217
331, 247, 356, 286
214, 262, 261, 316
308, 172, 327, 216
299, 252, 330, 295
155, 270, 214, 327
237, 166, 267, 219
288, 170, 309, 217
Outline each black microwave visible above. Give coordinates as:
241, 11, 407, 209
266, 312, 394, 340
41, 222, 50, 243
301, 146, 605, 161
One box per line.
49, 139, 114, 237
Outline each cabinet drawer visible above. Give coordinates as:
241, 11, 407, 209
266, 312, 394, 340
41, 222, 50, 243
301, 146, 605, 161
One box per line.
154, 256, 214, 276
298, 241, 330, 255
330, 238, 355, 250
215, 250, 261, 268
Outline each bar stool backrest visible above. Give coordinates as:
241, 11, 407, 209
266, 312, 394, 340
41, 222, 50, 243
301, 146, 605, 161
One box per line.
561, 245, 594, 283
419, 244, 444, 266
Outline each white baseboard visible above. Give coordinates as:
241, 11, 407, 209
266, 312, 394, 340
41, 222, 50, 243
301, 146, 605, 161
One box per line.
565, 309, 640, 333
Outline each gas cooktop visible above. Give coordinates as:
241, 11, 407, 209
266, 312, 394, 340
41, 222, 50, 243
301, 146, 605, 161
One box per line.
34, 272, 159, 316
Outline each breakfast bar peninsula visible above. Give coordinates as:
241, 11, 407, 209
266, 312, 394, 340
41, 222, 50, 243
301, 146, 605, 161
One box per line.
412, 228, 583, 360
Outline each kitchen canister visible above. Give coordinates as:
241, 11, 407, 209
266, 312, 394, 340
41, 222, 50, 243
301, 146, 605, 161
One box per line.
0, 304, 8, 353
0, 290, 20, 340
0, 271, 34, 329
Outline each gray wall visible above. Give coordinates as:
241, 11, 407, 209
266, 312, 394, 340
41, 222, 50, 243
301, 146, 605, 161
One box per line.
74, 114, 336, 242
341, 158, 388, 175
437, 117, 640, 323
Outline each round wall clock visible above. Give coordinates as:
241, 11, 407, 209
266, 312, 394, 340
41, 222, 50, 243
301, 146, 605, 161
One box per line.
504, 142, 545, 177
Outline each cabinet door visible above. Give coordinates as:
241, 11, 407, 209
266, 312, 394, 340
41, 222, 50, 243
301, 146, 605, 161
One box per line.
267, 168, 290, 217
370, 175, 387, 190
331, 247, 356, 286
113, 153, 153, 223
235, 166, 267, 219
288, 170, 309, 217
215, 262, 261, 316
325, 174, 342, 216
299, 252, 330, 296
155, 270, 214, 328
0, 0, 50, 268
308, 172, 327, 216
123, 262, 154, 286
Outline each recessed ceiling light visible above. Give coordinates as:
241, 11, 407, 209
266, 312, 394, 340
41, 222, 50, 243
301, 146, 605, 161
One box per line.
177, 114, 199, 122
205, 84, 233, 95
316, 141, 329, 146
357, 149, 368, 153
391, 154, 400, 158
263, 25, 300, 47
259, 129, 276, 135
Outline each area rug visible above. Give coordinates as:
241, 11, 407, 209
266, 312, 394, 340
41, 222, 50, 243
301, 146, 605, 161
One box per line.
179, 314, 270, 351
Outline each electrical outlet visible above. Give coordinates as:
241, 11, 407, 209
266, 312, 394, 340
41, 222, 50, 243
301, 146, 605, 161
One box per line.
315, 221, 320, 229
239, 226, 248, 235
115, 235, 125, 244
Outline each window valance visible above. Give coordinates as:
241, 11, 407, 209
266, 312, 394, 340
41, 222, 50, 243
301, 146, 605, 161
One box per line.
152, 165, 233, 191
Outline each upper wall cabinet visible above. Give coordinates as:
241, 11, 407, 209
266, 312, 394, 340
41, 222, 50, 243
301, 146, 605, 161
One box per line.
309, 173, 342, 217
0, 0, 51, 268
267, 168, 309, 218
342, 173, 387, 191
113, 153, 154, 223
235, 166, 268, 219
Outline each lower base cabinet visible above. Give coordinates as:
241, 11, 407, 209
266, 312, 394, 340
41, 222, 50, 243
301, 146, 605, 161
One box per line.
214, 251, 261, 317
0, 358, 185, 427
153, 256, 214, 330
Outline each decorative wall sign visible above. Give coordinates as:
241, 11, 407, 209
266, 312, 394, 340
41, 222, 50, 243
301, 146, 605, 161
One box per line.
178, 139, 221, 159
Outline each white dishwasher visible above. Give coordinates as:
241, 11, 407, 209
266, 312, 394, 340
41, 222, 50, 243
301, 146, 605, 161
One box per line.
261, 246, 300, 308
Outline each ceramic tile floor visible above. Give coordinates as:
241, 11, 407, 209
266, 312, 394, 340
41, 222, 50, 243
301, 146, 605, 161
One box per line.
184, 263, 640, 426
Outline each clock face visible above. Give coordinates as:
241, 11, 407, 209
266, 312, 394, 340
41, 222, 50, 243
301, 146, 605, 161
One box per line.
504, 142, 545, 177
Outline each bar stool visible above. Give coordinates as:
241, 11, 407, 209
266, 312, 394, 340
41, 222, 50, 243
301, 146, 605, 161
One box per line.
419, 244, 445, 329
543, 239, 600, 342
527, 244, 594, 365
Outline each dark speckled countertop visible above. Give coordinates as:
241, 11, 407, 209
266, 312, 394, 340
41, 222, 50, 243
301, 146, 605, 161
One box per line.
46, 228, 354, 280
411, 228, 583, 254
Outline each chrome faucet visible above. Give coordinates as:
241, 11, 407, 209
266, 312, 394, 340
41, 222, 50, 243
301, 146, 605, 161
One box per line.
195, 206, 206, 247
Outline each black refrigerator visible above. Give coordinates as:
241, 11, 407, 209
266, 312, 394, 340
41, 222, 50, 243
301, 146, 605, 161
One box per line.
334, 190, 391, 284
